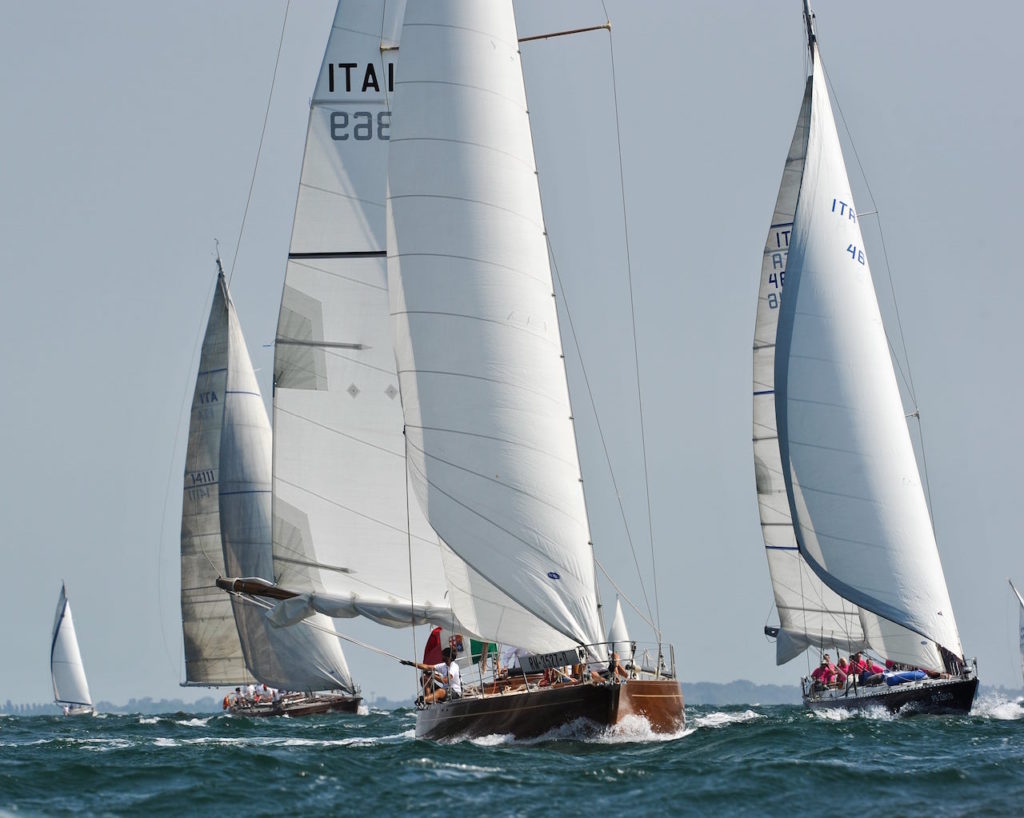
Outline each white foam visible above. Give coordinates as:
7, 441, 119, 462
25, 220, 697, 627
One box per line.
972, 693, 1024, 720
693, 709, 763, 729
463, 714, 690, 745
810, 704, 894, 722
176, 717, 211, 727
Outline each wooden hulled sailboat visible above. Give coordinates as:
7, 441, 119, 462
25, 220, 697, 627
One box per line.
51, 583, 95, 717
181, 264, 360, 716
221, 0, 683, 740
753, 1, 977, 714
387, 0, 683, 740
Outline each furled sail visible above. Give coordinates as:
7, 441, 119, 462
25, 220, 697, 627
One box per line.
773, 43, 963, 671
181, 270, 354, 692
51, 584, 93, 710
387, 0, 604, 650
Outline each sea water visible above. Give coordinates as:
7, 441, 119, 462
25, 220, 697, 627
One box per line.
2, 696, 1022, 816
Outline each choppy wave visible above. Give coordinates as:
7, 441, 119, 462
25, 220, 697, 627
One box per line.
973, 693, 1024, 720
1, 705, 1022, 815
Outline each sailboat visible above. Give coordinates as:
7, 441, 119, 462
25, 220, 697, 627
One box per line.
220, 0, 683, 740
1010, 580, 1024, 685
387, 0, 683, 739
51, 583, 95, 717
753, 1, 977, 714
180, 262, 360, 716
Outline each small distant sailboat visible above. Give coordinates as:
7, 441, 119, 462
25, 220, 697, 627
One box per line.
1010, 580, 1024, 685
51, 583, 94, 717
180, 262, 360, 716
753, 1, 977, 714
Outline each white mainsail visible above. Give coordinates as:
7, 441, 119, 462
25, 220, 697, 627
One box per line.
1010, 579, 1024, 684
181, 270, 354, 692
270, 0, 451, 628
387, 0, 604, 650
51, 583, 93, 712
761, 13, 964, 672
266, 0, 572, 657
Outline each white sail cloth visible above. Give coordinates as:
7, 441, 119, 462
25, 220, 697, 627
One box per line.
270, 0, 456, 629
774, 46, 963, 671
753, 78, 867, 664
607, 599, 632, 661
181, 273, 354, 692
387, 0, 604, 650
51, 584, 93, 709
1011, 580, 1024, 684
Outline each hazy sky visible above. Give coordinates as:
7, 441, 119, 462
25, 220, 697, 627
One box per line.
1, 1, 1021, 706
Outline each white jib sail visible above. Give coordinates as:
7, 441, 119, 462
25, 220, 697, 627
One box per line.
182, 272, 354, 692
775, 45, 963, 671
754, 76, 866, 664
51, 584, 93, 709
607, 599, 632, 661
387, 0, 604, 650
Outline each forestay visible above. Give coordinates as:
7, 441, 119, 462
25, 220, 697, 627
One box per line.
182, 272, 353, 692
387, 0, 604, 650
774, 46, 963, 671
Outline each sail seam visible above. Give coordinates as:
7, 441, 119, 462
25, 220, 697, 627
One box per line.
396, 368, 568, 412
296, 181, 385, 211
399, 22, 518, 52
275, 406, 403, 457
390, 136, 534, 173
405, 433, 583, 505
390, 193, 545, 232
386, 252, 550, 288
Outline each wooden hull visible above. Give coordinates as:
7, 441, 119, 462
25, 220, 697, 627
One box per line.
229, 693, 361, 718
803, 675, 978, 715
415, 679, 684, 740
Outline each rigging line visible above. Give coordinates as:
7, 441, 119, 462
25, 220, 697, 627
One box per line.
228, 0, 293, 286
549, 247, 655, 635
403, 430, 420, 685
818, 51, 918, 409
601, 4, 661, 638
230, 592, 405, 662
912, 412, 937, 532
594, 557, 657, 633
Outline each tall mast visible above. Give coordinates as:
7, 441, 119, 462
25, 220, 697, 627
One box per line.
802, 0, 817, 55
